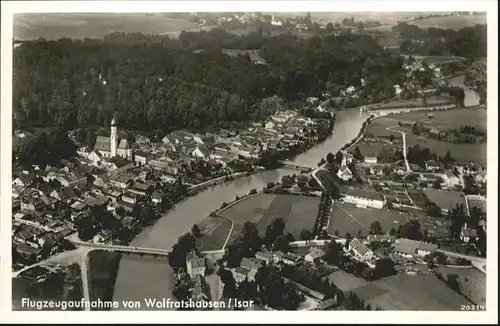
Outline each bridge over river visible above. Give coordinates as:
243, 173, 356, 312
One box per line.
278, 160, 314, 172
71, 240, 224, 258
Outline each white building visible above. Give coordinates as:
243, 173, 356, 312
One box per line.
349, 238, 374, 262
392, 238, 438, 258
337, 166, 353, 181
94, 118, 132, 160
342, 188, 385, 209
186, 253, 206, 278
364, 157, 378, 164
304, 248, 325, 263
443, 169, 460, 187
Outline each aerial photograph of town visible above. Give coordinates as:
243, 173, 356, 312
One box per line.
4, 5, 494, 320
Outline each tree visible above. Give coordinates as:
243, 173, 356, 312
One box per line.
426, 203, 442, 217
300, 229, 313, 241
326, 22, 334, 32
264, 218, 286, 247
191, 224, 201, 238
374, 258, 396, 279
335, 151, 343, 165
432, 178, 442, 189
353, 146, 364, 161
389, 228, 396, 236
398, 220, 423, 240
446, 274, 460, 292
326, 152, 335, 164
324, 240, 342, 266
370, 221, 382, 235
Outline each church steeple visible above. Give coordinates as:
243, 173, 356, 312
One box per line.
110, 118, 117, 157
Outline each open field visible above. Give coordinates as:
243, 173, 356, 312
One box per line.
327, 270, 369, 292
14, 13, 198, 40
423, 190, 465, 210
435, 266, 486, 305
406, 134, 487, 165
196, 216, 233, 251
350, 273, 471, 310
365, 95, 455, 111
213, 194, 321, 248
365, 117, 404, 138
394, 107, 487, 131
412, 15, 487, 29
328, 203, 410, 237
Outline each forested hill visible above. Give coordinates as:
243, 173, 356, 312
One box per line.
13, 30, 404, 132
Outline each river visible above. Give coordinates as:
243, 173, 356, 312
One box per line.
111, 107, 370, 308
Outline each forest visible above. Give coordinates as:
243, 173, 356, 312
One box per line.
393, 22, 487, 59
13, 29, 404, 133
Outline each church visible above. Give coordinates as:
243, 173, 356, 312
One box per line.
94, 118, 132, 160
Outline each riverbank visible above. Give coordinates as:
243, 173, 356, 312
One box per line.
110, 108, 365, 307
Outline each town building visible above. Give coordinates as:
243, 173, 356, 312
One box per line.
342, 188, 385, 209
392, 238, 438, 258
134, 151, 149, 165
425, 160, 441, 172
337, 165, 353, 181
186, 252, 206, 278
443, 169, 460, 187
460, 223, 479, 243
349, 238, 373, 262
304, 247, 325, 263
94, 118, 133, 160
364, 157, 378, 164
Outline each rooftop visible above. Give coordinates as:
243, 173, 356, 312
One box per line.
349, 238, 371, 256
344, 188, 383, 201
393, 238, 438, 254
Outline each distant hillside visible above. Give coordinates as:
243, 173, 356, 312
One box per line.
13, 13, 197, 40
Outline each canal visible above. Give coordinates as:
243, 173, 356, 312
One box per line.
111, 107, 370, 308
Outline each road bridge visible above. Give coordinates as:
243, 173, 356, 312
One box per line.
279, 161, 314, 172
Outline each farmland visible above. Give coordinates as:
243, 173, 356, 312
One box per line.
208, 194, 321, 249
411, 15, 487, 29
14, 13, 199, 40
327, 270, 369, 292
196, 216, 233, 251
327, 203, 410, 237
393, 107, 487, 131
405, 134, 487, 165
366, 108, 488, 165
365, 116, 404, 138
350, 274, 471, 310
435, 267, 486, 306
423, 190, 466, 210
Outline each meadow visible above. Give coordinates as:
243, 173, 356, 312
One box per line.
14, 13, 198, 40
327, 203, 410, 237
423, 190, 466, 210
198, 193, 321, 250
351, 274, 471, 310
412, 15, 487, 29
435, 266, 486, 306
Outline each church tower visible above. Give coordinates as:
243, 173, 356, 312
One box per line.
110, 118, 117, 158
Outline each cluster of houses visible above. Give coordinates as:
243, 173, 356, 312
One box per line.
77, 110, 320, 182
12, 107, 324, 269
